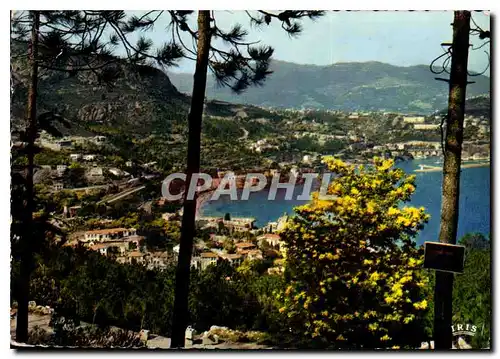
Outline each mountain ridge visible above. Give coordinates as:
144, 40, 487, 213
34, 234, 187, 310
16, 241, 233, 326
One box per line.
167, 60, 490, 114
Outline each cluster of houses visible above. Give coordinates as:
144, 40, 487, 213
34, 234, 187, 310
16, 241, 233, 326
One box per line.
189, 233, 286, 272
292, 131, 357, 143
39, 163, 111, 191
196, 216, 257, 233
350, 140, 442, 159
38, 134, 107, 151
69, 221, 289, 273
400, 114, 489, 134
463, 115, 490, 135
346, 112, 372, 120
67, 227, 176, 270
248, 139, 279, 153
70, 225, 289, 273
399, 116, 440, 131
36, 153, 143, 193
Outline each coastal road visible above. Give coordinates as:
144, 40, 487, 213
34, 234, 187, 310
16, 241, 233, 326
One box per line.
98, 185, 146, 204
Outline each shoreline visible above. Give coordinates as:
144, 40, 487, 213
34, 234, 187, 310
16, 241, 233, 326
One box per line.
196, 190, 215, 217
415, 161, 490, 173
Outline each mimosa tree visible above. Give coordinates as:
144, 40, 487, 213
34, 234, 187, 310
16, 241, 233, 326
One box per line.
278, 157, 432, 349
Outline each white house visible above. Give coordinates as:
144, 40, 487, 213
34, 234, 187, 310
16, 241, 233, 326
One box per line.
191, 252, 219, 271
414, 124, 440, 131
219, 253, 243, 266
162, 212, 177, 221
82, 228, 137, 243
93, 136, 106, 145
109, 168, 124, 177
69, 153, 82, 161
90, 242, 128, 256
257, 233, 283, 249
246, 249, 263, 261
403, 116, 425, 124
86, 167, 104, 181
52, 182, 64, 191
56, 139, 73, 149
83, 154, 97, 161
56, 165, 67, 174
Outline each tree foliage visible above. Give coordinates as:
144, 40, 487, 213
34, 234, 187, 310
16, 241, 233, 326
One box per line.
12, 245, 287, 342
453, 233, 491, 348
278, 157, 432, 348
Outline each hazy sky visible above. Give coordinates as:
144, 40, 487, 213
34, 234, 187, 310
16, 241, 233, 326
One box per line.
126, 11, 491, 75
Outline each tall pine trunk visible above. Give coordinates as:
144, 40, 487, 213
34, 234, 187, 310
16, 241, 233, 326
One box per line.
170, 10, 212, 348
15, 10, 39, 343
434, 10, 471, 350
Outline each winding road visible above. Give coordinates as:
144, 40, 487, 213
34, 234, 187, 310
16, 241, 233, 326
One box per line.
238, 127, 249, 140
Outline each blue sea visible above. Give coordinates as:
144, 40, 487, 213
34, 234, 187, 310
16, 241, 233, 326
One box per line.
200, 159, 490, 245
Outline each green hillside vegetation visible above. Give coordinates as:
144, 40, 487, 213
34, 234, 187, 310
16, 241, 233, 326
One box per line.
168, 60, 490, 113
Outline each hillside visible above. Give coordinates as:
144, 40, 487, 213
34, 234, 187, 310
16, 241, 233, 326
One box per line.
10, 54, 277, 139
10, 52, 286, 172
10, 54, 490, 144
168, 60, 490, 114
11, 56, 188, 137
463, 95, 491, 119
435, 94, 491, 120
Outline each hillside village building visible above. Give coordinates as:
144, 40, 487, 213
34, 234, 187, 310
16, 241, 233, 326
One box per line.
235, 242, 256, 252
93, 135, 107, 145
403, 116, 425, 124
218, 253, 243, 266
125, 251, 147, 264
56, 165, 67, 175
86, 166, 104, 182
90, 242, 128, 256
414, 124, 440, 130
52, 182, 64, 191
257, 234, 284, 250
191, 252, 219, 271
83, 154, 98, 161
82, 228, 137, 243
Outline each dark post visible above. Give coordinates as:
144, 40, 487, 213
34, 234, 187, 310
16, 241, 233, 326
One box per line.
434, 10, 471, 350
15, 10, 40, 343
170, 10, 212, 348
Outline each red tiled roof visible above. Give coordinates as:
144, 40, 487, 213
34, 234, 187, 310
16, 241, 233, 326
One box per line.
128, 251, 145, 257
91, 242, 127, 249
222, 253, 242, 260
235, 242, 256, 249
200, 252, 219, 258
260, 234, 280, 240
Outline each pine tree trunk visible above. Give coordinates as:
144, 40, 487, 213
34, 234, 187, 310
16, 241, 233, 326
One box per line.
170, 10, 212, 348
434, 10, 471, 350
15, 10, 39, 343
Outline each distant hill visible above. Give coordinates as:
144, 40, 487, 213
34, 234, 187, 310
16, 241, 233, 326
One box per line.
168, 60, 490, 114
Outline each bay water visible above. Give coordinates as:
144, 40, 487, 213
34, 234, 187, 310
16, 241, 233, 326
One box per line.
200, 159, 491, 245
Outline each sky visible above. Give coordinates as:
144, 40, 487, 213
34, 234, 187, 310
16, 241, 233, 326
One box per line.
125, 10, 491, 76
